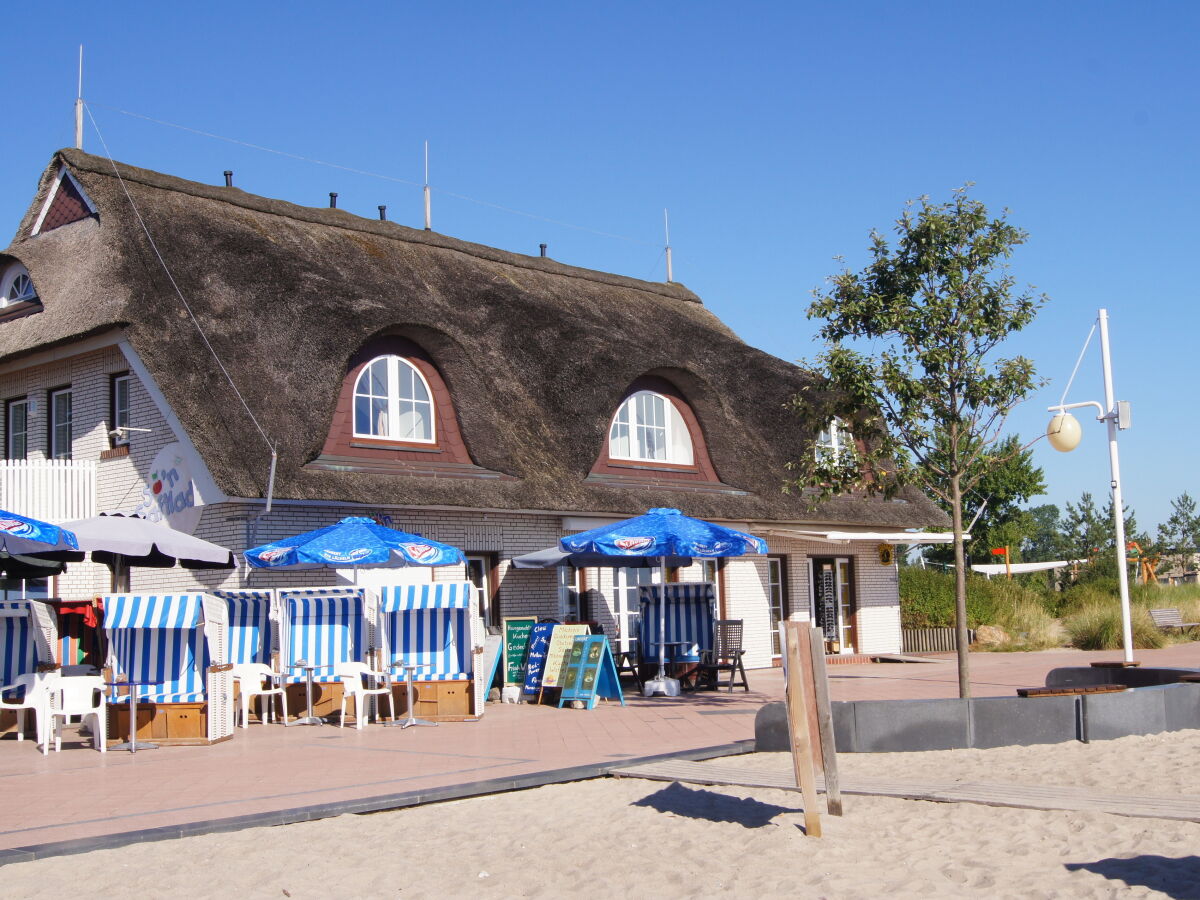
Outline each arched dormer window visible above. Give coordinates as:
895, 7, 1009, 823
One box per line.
588, 376, 725, 488
816, 417, 854, 463
353, 355, 435, 444
608, 390, 694, 466
0, 263, 40, 319
314, 334, 489, 476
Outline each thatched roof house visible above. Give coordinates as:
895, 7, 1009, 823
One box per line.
0, 148, 942, 530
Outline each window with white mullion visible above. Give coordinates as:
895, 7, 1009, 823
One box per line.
609, 390, 694, 466
50, 388, 72, 459
6, 399, 28, 460
816, 417, 853, 463
353, 355, 434, 443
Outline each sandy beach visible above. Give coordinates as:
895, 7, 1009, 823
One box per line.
5, 731, 1199, 898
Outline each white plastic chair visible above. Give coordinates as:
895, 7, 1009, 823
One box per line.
335, 662, 395, 729
231, 663, 288, 727
47, 675, 106, 754
0, 671, 59, 750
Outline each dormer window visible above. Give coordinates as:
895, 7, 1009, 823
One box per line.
0, 264, 40, 319
353, 355, 435, 443
816, 417, 854, 463
609, 390, 694, 466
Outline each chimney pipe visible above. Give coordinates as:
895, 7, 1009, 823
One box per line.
329, 192, 338, 209
223, 171, 233, 187
378, 205, 387, 221
539, 243, 547, 258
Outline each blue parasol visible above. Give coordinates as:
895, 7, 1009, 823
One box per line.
0, 509, 79, 556
245, 517, 464, 578
560, 507, 766, 696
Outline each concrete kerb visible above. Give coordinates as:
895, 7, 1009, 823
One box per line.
755, 683, 1200, 753
0, 739, 756, 868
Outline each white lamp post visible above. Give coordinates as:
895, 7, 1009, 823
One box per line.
1046, 308, 1135, 664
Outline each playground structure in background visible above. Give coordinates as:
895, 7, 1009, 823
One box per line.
1126, 541, 1160, 586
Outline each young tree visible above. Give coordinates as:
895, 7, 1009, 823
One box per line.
794, 188, 1046, 698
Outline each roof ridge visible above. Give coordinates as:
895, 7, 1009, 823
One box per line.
55, 148, 701, 305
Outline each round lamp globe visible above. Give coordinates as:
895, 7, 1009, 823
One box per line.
1047, 413, 1082, 452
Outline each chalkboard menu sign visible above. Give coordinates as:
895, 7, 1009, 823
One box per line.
521, 622, 556, 695
818, 568, 838, 642
502, 616, 537, 686
557, 635, 625, 710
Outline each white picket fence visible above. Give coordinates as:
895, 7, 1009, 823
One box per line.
0, 459, 96, 522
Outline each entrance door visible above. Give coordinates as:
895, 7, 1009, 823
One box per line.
466, 554, 499, 628
615, 566, 662, 653
810, 557, 857, 653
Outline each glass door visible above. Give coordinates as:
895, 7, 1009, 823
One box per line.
810, 557, 856, 653
466, 554, 499, 628
616, 566, 661, 652
768, 556, 788, 656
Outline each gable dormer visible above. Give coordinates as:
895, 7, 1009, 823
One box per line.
31, 167, 97, 236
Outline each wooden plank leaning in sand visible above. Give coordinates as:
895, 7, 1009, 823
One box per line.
782, 621, 822, 837
610, 760, 1200, 824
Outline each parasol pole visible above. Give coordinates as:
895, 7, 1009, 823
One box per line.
657, 554, 667, 682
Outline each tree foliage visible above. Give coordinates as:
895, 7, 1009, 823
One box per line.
792, 187, 1047, 698
923, 433, 1046, 565
1157, 492, 1200, 574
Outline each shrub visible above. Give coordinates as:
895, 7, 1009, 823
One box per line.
899, 567, 1026, 631
1061, 600, 1166, 651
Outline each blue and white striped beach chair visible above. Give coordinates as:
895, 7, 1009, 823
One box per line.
279, 588, 368, 684
377, 582, 485, 717
0, 602, 37, 700
102, 593, 233, 744
637, 582, 717, 665
213, 590, 274, 666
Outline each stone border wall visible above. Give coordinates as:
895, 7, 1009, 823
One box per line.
756, 681, 1200, 753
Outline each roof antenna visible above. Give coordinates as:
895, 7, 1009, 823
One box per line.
423, 141, 432, 231
74, 45, 84, 150
664, 208, 673, 283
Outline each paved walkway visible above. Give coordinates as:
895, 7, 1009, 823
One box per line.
1, 644, 1196, 863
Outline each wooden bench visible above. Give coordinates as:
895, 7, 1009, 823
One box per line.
1017, 684, 1128, 698
1149, 608, 1200, 635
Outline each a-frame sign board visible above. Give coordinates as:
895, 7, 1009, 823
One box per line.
557, 635, 625, 710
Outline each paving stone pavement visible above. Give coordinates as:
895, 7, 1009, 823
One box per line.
1, 644, 1194, 861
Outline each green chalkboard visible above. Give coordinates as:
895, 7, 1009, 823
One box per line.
502, 616, 537, 686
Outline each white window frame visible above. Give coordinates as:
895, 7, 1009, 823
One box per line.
816, 417, 854, 463
111, 373, 131, 446
6, 398, 29, 460
608, 390, 694, 466
49, 388, 72, 460
352, 355, 436, 444
0, 264, 40, 316
31, 166, 97, 236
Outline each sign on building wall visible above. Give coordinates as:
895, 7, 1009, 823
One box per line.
133, 443, 202, 534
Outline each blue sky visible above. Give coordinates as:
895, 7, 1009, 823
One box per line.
4, 2, 1196, 533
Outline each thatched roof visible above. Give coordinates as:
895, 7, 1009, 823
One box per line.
0, 148, 946, 528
